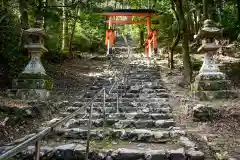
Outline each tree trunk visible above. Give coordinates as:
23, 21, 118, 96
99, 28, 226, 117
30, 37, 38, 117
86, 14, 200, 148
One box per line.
19, 0, 28, 29
169, 0, 180, 69
114, 0, 117, 8
43, 0, 48, 30
237, 0, 240, 21
62, 0, 69, 51
152, 0, 157, 9
203, 0, 208, 20
217, 0, 222, 23
210, 0, 218, 22
178, 0, 192, 84
187, 11, 195, 41
196, 7, 201, 27
69, 8, 80, 58
191, 15, 196, 40
193, 10, 198, 34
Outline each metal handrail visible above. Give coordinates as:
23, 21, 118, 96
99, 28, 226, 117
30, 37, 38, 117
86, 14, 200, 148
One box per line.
0, 88, 104, 160
0, 127, 51, 160
0, 36, 132, 160
108, 34, 131, 94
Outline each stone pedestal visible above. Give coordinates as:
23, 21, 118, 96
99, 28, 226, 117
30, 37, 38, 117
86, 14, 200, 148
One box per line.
192, 72, 234, 100
8, 28, 53, 100
191, 20, 236, 100
10, 73, 52, 100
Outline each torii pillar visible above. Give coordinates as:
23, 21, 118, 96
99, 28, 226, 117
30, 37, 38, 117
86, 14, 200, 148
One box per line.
106, 16, 113, 56
102, 9, 160, 57
147, 16, 152, 57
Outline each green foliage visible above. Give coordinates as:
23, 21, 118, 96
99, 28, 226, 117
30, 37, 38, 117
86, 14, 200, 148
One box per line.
0, 4, 27, 80
2, 0, 240, 88
221, 2, 240, 40
44, 7, 62, 51
71, 12, 106, 52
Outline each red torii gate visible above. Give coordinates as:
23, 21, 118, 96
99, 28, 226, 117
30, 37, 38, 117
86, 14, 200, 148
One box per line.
102, 9, 160, 57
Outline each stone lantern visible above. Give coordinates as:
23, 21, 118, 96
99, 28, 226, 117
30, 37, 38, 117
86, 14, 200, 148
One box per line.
192, 19, 234, 100
8, 16, 53, 100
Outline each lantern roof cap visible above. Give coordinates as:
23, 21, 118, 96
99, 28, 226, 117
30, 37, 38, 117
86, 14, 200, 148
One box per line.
194, 19, 223, 40
24, 28, 47, 37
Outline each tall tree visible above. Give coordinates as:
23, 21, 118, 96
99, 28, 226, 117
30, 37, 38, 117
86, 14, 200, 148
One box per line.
43, 0, 48, 30
237, 0, 240, 21
169, 0, 180, 69
217, 0, 223, 23
62, 0, 69, 50
69, 3, 80, 57
176, 0, 192, 84
19, 0, 29, 29
203, 0, 208, 20
209, 0, 218, 22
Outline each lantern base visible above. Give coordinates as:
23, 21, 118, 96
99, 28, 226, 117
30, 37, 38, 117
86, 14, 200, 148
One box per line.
192, 72, 237, 100
195, 72, 225, 81
8, 73, 53, 100
8, 89, 50, 100
192, 90, 238, 101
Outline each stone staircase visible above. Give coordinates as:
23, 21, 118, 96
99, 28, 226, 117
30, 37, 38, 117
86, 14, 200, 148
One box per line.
1, 57, 205, 160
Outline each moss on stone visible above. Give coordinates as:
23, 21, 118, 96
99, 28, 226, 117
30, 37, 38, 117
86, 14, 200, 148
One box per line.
16, 73, 53, 90
18, 73, 51, 80
44, 79, 53, 90
195, 73, 225, 81
194, 90, 237, 101
60, 49, 69, 55
90, 139, 129, 149
193, 80, 230, 91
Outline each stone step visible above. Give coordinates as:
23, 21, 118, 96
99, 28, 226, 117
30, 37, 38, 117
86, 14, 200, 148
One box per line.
129, 68, 157, 71
81, 97, 169, 103
127, 76, 161, 80
127, 74, 160, 78
63, 105, 171, 114
128, 87, 168, 93
110, 89, 126, 93
68, 101, 170, 107
8, 141, 204, 160
127, 70, 159, 73
88, 86, 102, 90
107, 113, 173, 120
127, 82, 166, 89
50, 128, 186, 142
106, 89, 169, 96
127, 80, 162, 84
1, 59, 207, 160
63, 118, 175, 129
117, 85, 131, 89
83, 92, 170, 101
116, 83, 166, 90
60, 112, 173, 120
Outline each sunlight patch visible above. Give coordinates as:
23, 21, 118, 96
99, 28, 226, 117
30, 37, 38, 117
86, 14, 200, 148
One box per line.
84, 72, 103, 77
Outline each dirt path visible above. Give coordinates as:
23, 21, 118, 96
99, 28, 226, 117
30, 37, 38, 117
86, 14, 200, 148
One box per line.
0, 57, 111, 146
157, 56, 240, 159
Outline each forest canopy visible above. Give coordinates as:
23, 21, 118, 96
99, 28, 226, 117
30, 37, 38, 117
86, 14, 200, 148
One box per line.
1, 0, 240, 86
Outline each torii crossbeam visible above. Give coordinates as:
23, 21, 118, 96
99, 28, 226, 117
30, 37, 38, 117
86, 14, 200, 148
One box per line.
102, 9, 160, 57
